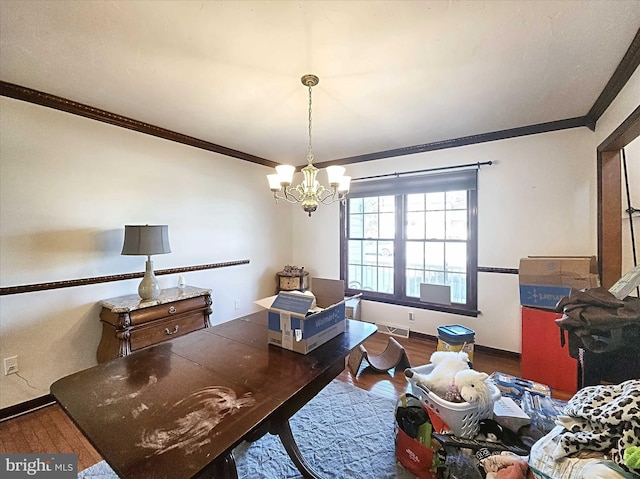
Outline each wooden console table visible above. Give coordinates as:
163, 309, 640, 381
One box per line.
96, 286, 212, 363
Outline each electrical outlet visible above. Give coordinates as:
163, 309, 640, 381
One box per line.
408, 311, 415, 321
4, 356, 18, 375
234, 300, 240, 310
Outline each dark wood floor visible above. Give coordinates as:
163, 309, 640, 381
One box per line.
0, 332, 524, 471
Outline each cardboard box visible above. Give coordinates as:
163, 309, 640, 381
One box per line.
493, 396, 530, 432
489, 372, 551, 400
609, 265, 640, 299
259, 278, 346, 354
345, 297, 361, 320
518, 256, 600, 309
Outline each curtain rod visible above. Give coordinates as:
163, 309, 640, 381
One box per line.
352, 160, 493, 182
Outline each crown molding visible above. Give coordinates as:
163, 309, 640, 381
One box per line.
587, 28, 640, 129
2, 27, 638, 167
314, 116, 590, 168
0, 81, 277, 168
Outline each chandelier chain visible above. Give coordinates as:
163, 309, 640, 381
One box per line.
307, 82, 313, 164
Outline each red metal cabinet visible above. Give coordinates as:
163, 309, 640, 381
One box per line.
521, 307, 577, 394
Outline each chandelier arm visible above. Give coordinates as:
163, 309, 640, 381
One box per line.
293, 184, 308, 198
316, 186, 335, 204
320, 189, 349, 205
318, 190, 339, 205
274, 188, 304, 204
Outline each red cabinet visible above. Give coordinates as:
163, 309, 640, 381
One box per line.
521, 307, 577, 394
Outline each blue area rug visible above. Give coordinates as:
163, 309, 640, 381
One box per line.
78, 379, 413, 479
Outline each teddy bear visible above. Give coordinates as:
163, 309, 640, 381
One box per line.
407, 350, 471, 398
453, 369, 492, 408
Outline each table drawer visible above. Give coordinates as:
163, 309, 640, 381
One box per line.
129, 296, 208, 326
130, 313, 205, 351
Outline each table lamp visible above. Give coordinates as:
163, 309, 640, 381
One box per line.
121, 225, 171, 300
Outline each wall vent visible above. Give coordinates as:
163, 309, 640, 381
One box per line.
376, 323, 410, 338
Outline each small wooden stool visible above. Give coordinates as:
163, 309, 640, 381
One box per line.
348, 336, 411, 376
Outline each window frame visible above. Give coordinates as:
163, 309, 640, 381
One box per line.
340, 169, 479, 317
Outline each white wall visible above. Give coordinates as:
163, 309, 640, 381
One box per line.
1, 66, 638, 409
293, 66, 640, 354
0, 97, 292, 408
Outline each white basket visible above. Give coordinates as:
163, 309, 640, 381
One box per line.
407, 364, 501, 438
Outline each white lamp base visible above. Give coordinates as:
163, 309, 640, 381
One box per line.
138, 259, 161, 300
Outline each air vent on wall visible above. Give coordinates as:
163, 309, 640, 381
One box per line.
376, 323, 410, 338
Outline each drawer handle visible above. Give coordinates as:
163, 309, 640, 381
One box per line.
168, 306, 177, 314
164, 325, 179, 335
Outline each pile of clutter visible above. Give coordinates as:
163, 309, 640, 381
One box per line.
398, 351, 532, 479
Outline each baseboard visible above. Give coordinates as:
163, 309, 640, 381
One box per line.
0, 394, 55, 422
409, 330, 521, 362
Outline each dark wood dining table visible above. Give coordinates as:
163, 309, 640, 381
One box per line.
51, 311, 377, 479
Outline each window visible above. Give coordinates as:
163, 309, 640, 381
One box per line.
340, 169, 478, 316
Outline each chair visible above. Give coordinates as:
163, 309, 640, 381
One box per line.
348, 336, 411, 375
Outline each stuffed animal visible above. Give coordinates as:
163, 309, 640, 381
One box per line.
410, 350, 470, 397
453, 369, 492, 408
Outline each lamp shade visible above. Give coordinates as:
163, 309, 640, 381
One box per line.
267, 174, 282, 191
121, 225, 171, 256
338, 176, 351, 193
275, 164, 296, 185
326, 165, 346, 186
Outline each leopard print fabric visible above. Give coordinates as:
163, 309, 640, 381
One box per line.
551, 379, 640, 474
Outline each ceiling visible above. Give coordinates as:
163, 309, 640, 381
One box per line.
1, 1, 639, 167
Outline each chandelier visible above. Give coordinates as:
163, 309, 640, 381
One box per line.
267, 74, 351, 217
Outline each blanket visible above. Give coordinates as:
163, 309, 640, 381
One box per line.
552, 379, 640, 474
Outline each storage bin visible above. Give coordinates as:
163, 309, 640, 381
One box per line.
407, 363, 500, 437
436, 324, 475, 362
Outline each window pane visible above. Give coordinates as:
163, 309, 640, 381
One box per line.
362, 266, 377, 290
446, 210, 467, 240
425, 192, 445, 210
363, 197, 379, 213
348, 265, 362, 289
348, 240, 363, 264
379, 195, 395, 212
364, 213, 379, 238
349, 197, 364, 214
406, 241, 424, 269
378, 267, 394, 294
379, 212, 395, 238
425, 211, 445, 239
406, 269, 424, 298
424, 270, 445, 285
406, 211, 425, 239
364, 240, 378, 265
446, 242, 466, 272
425, 241, 444, 271
447, 272, 467, 303
349, 213, 364, 238
407, 193, 424, 211
378, 241, 394, 266
446, 191, 467, 210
